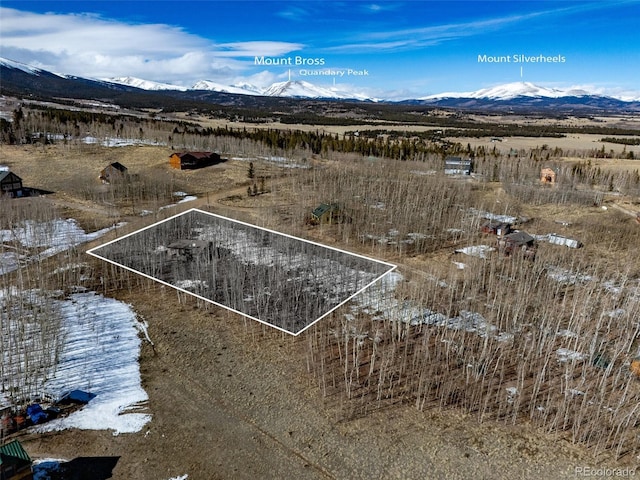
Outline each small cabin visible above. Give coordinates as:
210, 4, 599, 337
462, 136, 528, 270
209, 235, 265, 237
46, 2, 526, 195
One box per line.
541, 167, 556, 184
498, 231, 536, 258
0, 440, 33, 480
480, 220, 512, 237
0, 170, 23, 198
311, 203, 342, 224
99, 162, 128, 183
444, 157, 472, 175
169, 152, 221, 170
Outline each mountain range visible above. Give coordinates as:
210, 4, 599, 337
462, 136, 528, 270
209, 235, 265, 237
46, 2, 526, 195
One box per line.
1, 57, 639, 114
104, 74, 640, 104
107, 75, 377, 101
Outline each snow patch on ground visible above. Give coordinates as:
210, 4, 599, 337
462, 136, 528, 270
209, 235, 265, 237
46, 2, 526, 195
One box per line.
556, 348, 587, 363
352, 271, 503, 340
0, 219, 125, 274
0, 251, 21, 274
83, 136, 166, 147
159, 196, 198, 210
455, 245, 494, 259
31, 292, 151, 435
546, 266, 593, 284
470, 208, 519, 224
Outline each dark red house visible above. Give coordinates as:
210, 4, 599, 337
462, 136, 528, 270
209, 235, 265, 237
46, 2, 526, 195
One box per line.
169, 152, 221, 170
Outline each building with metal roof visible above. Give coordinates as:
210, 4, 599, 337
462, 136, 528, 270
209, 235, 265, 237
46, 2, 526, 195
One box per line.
311, 203, 343, 224
0, 439, 33, 480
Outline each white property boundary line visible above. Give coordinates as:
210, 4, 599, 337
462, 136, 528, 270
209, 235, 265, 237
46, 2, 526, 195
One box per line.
87, 208, 397, 336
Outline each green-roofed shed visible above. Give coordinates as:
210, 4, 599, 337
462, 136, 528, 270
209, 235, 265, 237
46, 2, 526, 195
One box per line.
0, 439, 33, 480
311, 203, 342, 224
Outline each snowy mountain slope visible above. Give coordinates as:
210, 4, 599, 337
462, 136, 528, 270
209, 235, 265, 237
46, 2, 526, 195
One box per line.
263, 80, 340, 98
421, 82, 606, 101
104, 76, 188, 91
0, 57, 65, 78
191, 80, 262, 95
262, 80, 376, 101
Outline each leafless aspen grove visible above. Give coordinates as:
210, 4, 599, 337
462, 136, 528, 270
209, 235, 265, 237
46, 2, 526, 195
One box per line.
89, 209, 394, 334
275, 156, 640, 460
2, 109, 640, 463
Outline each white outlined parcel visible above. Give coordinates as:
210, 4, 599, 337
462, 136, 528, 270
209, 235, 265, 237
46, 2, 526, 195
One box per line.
87, 208, 396, 335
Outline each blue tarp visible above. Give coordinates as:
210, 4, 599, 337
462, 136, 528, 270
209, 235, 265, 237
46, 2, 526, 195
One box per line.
60, 390, 96, 404
26, 403, 48, 424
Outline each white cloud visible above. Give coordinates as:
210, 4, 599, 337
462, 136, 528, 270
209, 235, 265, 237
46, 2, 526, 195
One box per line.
215, 41, 305, 58
0, 7, 302, 86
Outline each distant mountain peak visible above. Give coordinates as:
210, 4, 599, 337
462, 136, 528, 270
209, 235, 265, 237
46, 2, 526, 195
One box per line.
421, 81, 603, 101
0, 57, 51, 76
104, 76, 188, 91
191, 80, 262, 95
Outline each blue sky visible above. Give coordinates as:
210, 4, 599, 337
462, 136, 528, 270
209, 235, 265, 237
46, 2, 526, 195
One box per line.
1, 1, 638, 98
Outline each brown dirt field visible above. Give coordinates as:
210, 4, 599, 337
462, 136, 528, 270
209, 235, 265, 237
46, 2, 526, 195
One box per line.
447, 134, 640, 157
176, 112, 640, 139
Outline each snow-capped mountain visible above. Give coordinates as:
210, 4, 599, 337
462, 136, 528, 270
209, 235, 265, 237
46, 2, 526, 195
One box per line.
260, 80, 375, 101
102, 75, 372, 100
191, 79, 375, 100
421, 82, 606, 101
104, 76, 188, 91
191, 80, 263, 95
